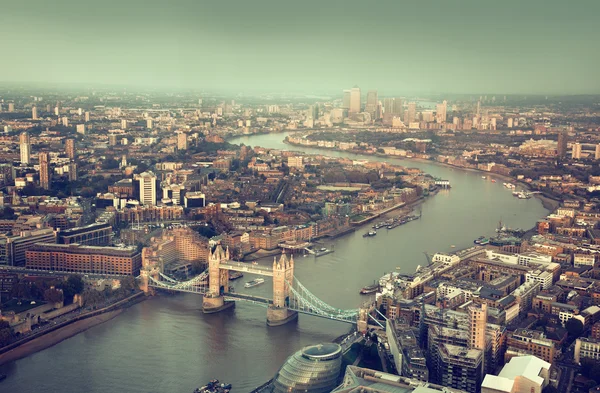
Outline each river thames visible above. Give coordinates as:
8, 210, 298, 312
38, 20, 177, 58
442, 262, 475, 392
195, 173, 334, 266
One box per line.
2, 132, 549, 393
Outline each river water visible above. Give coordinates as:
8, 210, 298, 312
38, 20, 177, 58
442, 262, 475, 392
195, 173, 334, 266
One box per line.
1, 132, 549, 393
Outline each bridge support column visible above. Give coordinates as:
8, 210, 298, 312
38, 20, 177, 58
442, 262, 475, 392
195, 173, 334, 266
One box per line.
267, 254, 297, 326
203, 245, 234, 313
202, 293, 235, 313
267, 306, 297, 326
357, 306, 369, 333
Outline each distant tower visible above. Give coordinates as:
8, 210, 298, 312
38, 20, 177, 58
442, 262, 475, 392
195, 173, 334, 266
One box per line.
365, 90, 378, 117
121, 155, 128, 168
32, 106, 38, 120
108, 134, 117, 146
65, 139, 75, 160
557, 131, 568, 158
20, 131, 31, 165
469, 303, 487, 350
8, 103, 14, 112
342, 90, 351, 110
39, 152, 50, 190
407, 102, 417, 124
68, 161, 78, 181
595, 144, 600, 161
349, 86, 361, 114
177, 132, 188, 151
572, 142, 582, 159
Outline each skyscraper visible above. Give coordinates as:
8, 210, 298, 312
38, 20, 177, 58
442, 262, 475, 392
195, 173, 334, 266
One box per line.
342, 90, 351, 110
557, 131, 568, 158
65, 139, 75, 160
20, 131, 31, 165
39, 152, 50, 190
68, 161, 78, 181
84, 112, 90, 122
8, 103, 14, 112
407, 102, 417, 124
32, 106, 38, 120
177, 132, 188, 150
436, 100, 447, 123
349, 86, 361, 114
365, 90, 378, 117
572, 142, 582, 159
469, 303, 487, 351
393, 98, 403, 115
108, 134, 117, 146
134, 171, 158, 205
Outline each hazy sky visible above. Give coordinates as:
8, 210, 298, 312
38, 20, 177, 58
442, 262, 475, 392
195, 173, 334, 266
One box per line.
1, 0, 599, 95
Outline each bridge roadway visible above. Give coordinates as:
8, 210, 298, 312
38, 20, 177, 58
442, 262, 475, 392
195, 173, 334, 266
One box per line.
224, 292, 273, 305
219, 261, 274, 276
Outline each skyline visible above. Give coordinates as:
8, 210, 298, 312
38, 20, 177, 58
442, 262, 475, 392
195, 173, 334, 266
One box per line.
1, 0, 599, 95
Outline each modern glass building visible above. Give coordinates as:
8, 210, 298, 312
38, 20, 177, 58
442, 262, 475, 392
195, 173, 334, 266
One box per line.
272, 343, 343, 393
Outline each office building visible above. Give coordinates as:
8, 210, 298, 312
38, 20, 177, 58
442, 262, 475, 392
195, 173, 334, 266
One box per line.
0, 229, 57, 266
595, 144, 600, 160
65, 139, 75, 159
557, 131, 568, 158
19, 131, 30, 165
32, 106, 38, 120
436, 100, 447, 123
76, 124, 86, 135
469, 303, 488, 351
177, 132, 188, 150
272, 343, 342, 393
162, 183, 185, 205
184, 191, 206, 208
481, 355, 550, 393
332, 366, 468, 393
26, 243, 142, 276
575, 337, 600, 363
108, 134, 117, 146
121, 119, 127, 129
349, 86, 361, 113
407, 102, 417, 124
68, 161, 77, 181
505, 329, 557, 363
57, 222, 112, 246
134, 171, 158, 205
438, 344, 483, 393
147, 118, 153, 129
39, 152, 50, 189
572, 142, 582, 159
387, 320, 429, 381
365, 90, 378, 117
8, 103, 14, 112
84, 112, 90, 122
342, 90, 351, 109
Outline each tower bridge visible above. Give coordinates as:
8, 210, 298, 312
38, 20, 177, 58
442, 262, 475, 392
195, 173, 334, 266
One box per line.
140, 245, 369, 327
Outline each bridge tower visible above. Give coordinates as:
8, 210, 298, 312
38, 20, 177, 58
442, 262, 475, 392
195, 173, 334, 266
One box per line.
267, 253, 298, 326
203, 245, 234, 313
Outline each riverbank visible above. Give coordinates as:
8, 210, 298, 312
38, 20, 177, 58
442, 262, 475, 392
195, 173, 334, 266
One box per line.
284, 138, 559, 213
0, 291, 146, 366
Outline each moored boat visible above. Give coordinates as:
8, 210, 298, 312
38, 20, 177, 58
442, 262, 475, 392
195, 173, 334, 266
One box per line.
360, 282, 380, 294
229, 272, 243, 281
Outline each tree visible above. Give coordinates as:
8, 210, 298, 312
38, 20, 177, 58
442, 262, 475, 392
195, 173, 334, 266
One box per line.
101, 158, 119, 170
565, 318, 584, 337
44, 288, 64, 303
0, 206, 16, 219
59, 275, 84, 303
120, 276, 137, 292
0, 320, 13, 347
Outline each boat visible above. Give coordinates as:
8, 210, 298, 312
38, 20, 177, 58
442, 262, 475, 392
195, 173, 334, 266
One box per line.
363, 230, 377, 237
474, 236, 485, 244
482, 176, 486, 179
360, 282, 380, 294
479, 238, 490, 245
450, 245, 456, 248
315, 248, 334, 257
229, 272, 243, 281
194, 379, 232, 393
244, 278, 265, 288
491, 179, 496, 183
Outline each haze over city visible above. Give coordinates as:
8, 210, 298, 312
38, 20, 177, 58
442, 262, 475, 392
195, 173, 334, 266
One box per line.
1, 0, 600, 94
3, 2, 600, 393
